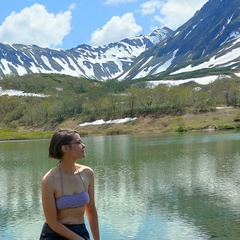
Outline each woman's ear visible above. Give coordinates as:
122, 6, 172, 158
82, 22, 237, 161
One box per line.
61, 144, 69, 153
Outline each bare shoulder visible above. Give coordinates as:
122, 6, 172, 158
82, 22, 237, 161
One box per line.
76, 164, 94, 178
42, 166, 58, 184
76, 163, 93, 172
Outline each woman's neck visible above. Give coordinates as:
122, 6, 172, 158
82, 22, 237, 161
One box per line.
58, 161, 78, 175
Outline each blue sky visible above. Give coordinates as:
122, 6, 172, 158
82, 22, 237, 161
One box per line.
0, 0, 208, 49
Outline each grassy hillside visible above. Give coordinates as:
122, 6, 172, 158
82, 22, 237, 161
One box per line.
1, 73, 240, 139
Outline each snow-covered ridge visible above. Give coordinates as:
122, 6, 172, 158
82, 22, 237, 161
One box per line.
0, 27, 172, 81
171, 46, 240, 75
119, 0, 240, 80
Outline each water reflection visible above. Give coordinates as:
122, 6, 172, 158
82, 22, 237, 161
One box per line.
0, 140, 51, 239
84, 133, 240, 239
0, 132, 240, 239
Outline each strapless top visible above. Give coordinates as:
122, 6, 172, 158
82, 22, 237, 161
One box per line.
56, 191, 90, 210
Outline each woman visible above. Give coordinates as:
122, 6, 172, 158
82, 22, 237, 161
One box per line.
40, 128, 100, 240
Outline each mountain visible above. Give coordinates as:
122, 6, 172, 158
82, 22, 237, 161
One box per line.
0, 27, 172, 81
119, 0, 240, 80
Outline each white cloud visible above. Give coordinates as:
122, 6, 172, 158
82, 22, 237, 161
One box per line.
104, 0, 137, 5
68, 3, 77, 10
140, 0, 208, 30
0, 4, 72, 48
90, 13, 142, 46
140, 0, 163, 15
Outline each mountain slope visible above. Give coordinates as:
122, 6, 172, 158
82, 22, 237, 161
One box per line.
0, 27, 172, 81
118, 0, 240, 80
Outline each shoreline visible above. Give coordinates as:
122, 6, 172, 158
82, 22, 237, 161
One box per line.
0, 108, 239, 140
60, 108, 240, 136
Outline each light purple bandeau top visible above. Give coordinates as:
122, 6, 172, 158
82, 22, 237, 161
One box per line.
56, 191, 90, 210
56, 167, 90, 210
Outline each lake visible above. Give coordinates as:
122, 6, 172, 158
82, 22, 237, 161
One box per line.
0, 131, 240, 240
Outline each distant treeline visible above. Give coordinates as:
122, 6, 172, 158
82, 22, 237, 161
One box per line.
1, 73, 240, 130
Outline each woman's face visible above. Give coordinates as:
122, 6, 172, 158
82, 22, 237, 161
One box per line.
64, 133, 86, 160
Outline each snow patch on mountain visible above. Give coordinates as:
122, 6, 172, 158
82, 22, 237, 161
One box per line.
171, 46, 240, 75
0, 87, 49, 97
79, 117, 137, 126
148, 75, 231, 87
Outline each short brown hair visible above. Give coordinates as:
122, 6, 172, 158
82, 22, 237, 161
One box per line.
49, 128, 79, 159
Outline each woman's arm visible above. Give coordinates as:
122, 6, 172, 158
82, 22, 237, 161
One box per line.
41, 173, 84, 240
85, 168, 100, 240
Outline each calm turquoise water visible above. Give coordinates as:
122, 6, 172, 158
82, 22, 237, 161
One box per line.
0, 131, 240, 240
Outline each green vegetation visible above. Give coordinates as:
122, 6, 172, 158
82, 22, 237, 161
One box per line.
1, 73, 240, 138
0, 129, 53, 140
